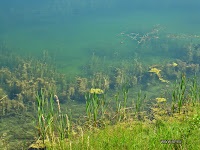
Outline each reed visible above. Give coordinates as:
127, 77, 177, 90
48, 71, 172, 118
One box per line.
172, 74, 186, 113
114, 91, 122, 121
112, 85, 129, 122
85, 91, 103, 124
85, 88, 107, 127
135, 90, 146, 115
36, 89, 47, 144
85, 93, 92, 120
35, 89, 71, 148
91, 93, 99, 123
100, 93, 106, 120
118, 85, 129, 121
189, 76, 200, 105
122, 85, 128, 109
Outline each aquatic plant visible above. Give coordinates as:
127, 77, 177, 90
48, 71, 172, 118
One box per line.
2, 26, 200, 149
89, 88, 104, 94
0, 88, 25, 116
66, 85, 75, 100
122, 85, 128, 109
120, 85, 129, 120
65, 100, 200, 150
148, 67, 161, 75
172, 62, 178, 67
189, 76, 200, 105
114, 91, 121, 121
34, 89, 71, 149
85, 88, 105, 125
113, 85, 129, 122
29, 73, 200, 149
91, 72, 110, 91
114, 68, 126, 89
121, 24, 163, 45
148, 67, 169, 83
75, 77, 88, 101
135, 90, 146, 119
172, 74, 187, 113
156, 97, 167, 103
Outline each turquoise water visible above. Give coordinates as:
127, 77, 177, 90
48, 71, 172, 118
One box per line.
1, 1, 200, 74
1, 1, 200, 149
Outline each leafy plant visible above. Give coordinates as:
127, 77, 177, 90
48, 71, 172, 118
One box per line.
85, 88, 105, 125
35, 89, 71, 147
172, 74, 187, 113
189, 76, 200, 105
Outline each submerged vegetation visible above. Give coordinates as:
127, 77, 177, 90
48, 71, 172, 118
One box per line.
0, 26, 200, 149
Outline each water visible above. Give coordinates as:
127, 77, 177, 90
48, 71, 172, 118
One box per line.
1, 0, 200, 74
0, 0, 200, 149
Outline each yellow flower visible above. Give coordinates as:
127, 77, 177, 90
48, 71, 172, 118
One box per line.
90, 88, 104, 94
172, 62, 178, 67
148, 67, 161, 75
156, 97, 166, 103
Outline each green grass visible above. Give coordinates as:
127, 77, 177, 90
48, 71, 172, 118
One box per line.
62, 105, 200, 150
35, 99, 200, 150
30, 75, 200, 150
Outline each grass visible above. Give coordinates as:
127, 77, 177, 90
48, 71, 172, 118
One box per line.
172, 74, 187, 113
32, 89, 71, 149
30, 76, 200, 150
60, 103, 200, 150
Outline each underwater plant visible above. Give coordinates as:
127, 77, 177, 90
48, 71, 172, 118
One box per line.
156, 97, 167, 103
33, 89, 71, 149
148, 67, 169, 83
85, 88, 105, 125
135, 90, 146, 120
172, 74, 187, 113
189, 76, 200, 105
114, 85, 129, 122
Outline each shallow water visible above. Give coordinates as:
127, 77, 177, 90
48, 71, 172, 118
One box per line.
0, 1, 200, 149
1, 1, 200, 74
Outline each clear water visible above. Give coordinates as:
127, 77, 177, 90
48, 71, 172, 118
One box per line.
1, 0, 200, 74
0, 0, 200, 148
